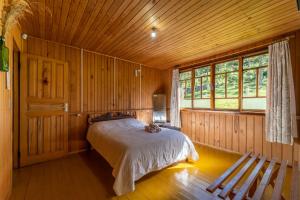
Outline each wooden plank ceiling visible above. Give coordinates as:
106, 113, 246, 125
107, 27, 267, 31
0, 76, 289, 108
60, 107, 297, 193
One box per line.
21, 0, 300, 69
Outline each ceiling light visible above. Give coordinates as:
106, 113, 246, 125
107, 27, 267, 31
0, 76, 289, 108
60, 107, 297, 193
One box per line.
21, 33, 28, 40
151, 27, 157, 38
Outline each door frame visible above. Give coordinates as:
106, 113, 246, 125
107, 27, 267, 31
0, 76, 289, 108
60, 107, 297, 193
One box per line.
13, 40, 20, 168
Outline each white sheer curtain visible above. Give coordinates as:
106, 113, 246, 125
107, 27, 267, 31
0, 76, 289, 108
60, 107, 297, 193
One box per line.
266, 40, 298, 145
170, 69, 181, 128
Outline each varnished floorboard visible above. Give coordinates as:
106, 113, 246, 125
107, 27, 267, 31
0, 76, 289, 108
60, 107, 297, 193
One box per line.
11, 145, 292, 200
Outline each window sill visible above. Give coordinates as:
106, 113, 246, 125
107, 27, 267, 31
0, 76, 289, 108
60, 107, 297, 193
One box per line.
180, 108, 265, 115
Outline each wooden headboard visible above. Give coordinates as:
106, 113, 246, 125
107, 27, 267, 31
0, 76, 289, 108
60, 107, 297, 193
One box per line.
88, 111, 137, 125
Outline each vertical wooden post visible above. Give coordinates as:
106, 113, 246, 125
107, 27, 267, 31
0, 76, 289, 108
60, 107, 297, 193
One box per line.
191, 68, 195, 108
238, 57, 243, 111
211, 64, 215, 110
113, 57, 116, 108
80, 48, 83, 113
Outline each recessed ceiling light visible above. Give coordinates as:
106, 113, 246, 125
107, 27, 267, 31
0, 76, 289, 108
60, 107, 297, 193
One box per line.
151, 27, 157, 38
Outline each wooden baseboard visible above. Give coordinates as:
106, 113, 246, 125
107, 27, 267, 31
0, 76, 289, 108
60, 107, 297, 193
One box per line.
194, 142, 242, 156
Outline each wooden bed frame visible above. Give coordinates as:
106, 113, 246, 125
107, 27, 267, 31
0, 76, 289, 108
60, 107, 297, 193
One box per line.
87, 111, 137, 125
206, 152, 300, 200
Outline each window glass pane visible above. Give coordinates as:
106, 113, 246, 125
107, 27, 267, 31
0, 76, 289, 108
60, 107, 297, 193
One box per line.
194, 99, 210, 108
180, 84, 192, 108
180, 99, 192, 108
195, 66, 210, 77
227, 72, 239, 97
243, 69, 257, 97
180, 71, 192, 80
202, 77, 211, 98
194, 78, 201, 98
215, 99, 239, 109
215, 74, 225, 98
243, 53, 269, 69
258, 67, 267, 96
184, 80, 192, 99
243, 98, 266, 110
215, 60, 239, 73
179, 81, 185, 99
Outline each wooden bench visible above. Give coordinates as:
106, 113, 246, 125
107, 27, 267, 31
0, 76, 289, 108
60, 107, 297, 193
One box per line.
206, 152, 300, 200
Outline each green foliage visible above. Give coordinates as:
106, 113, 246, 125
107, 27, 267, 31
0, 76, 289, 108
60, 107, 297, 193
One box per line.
243, 69, 257, 97
227, 72, 239, 97
194, 76, 210, 99
243, 54, 268, 69
215, 74, 225, 98
180, 71, 192, 80
216, 60, 239, 73
195, 66, 210, 77
258, 68, 267, 96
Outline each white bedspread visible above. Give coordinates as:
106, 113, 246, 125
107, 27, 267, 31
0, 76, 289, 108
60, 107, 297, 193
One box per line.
86, 118, 199, 196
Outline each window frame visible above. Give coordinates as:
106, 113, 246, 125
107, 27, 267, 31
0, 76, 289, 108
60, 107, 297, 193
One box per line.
179, 50, 268, 113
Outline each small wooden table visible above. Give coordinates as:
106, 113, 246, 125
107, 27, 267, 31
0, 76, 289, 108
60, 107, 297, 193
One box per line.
206, 152, 300, 200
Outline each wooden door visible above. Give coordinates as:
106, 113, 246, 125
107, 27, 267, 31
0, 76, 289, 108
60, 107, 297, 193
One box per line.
20, 54, 69, 166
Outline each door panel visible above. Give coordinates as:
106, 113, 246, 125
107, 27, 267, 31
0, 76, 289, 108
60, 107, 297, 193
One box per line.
20, 54, 68, 166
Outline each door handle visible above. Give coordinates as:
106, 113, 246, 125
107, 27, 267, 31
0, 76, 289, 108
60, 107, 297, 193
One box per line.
64, 103, 69, 112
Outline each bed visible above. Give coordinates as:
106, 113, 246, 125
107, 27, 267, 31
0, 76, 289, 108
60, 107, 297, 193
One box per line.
86, 112, 199, 196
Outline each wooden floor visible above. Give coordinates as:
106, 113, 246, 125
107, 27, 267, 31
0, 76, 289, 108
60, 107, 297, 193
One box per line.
11, 144, 292, 200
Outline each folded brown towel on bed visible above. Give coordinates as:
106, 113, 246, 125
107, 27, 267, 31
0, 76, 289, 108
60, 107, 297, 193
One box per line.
144, 123, 161, 133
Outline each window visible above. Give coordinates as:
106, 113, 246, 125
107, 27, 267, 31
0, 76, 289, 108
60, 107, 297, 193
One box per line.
180, 71, 192, 108
179, 52, 269, 111
215, 60, 239, 109
194, 66, 211, 108
242, 53, 268, 110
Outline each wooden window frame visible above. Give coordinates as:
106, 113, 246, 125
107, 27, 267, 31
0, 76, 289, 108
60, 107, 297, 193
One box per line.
179, 51, 268, 113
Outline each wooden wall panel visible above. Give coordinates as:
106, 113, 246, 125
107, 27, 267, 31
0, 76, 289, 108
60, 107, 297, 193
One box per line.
162, 68, 172, 121
82, 52, 115, 113
23, 37, 164, 153
115, 60, 140, 111
0, 13, 22, 200
181, 110, 296, 165
141, 66, 163, 109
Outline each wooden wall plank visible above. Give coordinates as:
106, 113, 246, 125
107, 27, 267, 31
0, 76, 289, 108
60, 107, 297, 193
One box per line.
204, 112, 210, 144
219, 114, 226, 149
191, 112, 196, 141
254, 116, 263, 155
199, 112, 205, 143
246, 116, 254, 153
214, 113, 220, 147
239, 115, 247, 154
225, 115, 233, 151
233, 115, 239, 152
209, 114, 215, 146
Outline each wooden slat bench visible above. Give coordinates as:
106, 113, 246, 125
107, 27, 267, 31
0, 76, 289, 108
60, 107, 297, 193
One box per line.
206, 152, 300, 200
